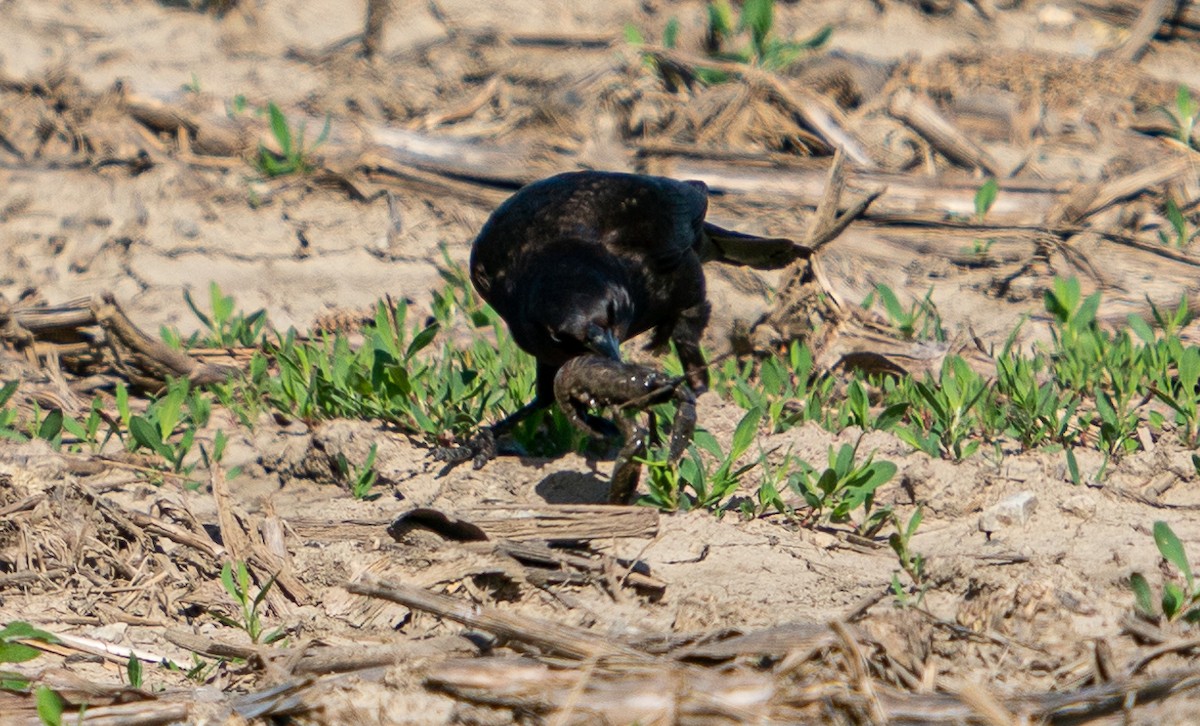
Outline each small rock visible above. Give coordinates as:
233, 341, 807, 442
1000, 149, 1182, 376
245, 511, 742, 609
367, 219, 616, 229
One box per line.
1060, 494, 1096, 519
979, 492, 1038, 534
1037, 5, 1075, 29
87, 622, 128, 643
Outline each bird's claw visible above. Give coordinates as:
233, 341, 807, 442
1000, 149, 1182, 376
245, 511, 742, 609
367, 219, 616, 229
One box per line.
433, 428, 497, 470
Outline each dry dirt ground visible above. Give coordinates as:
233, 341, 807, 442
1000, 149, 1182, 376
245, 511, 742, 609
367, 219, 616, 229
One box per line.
2, 0, 1200, 723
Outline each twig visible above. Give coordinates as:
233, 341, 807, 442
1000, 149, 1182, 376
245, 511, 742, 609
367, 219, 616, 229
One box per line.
831, 620, 888, 725
1127, 635, 1200, 675
38, 631, 189, 671
1100, 0, 1176, 62
888, 89, 1008, 177
346, 573, 651, 661
957, 681, 1020, 726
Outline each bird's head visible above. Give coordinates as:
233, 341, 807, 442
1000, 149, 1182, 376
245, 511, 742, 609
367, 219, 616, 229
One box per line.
537, 282, 633, 362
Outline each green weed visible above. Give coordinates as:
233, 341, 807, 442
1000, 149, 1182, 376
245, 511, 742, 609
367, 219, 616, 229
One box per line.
788, 439, 896, 535
256, 102, 331, 178
1161, 84, 1199, 148
126, 653, 143, 689
888, 507, 928, 606
0, 621, 58, 693
0, 381, 24, 442
863, 284, 946, 342
894, 356, 991, 460
338, 443, 380, 501
184, 282, 269, 348
1157, 197, 1198, 249
215, 561, 285, 645
641, 407, 763, 512
1130, 521, 1200, 623
628, 0, 831, 85
36, 685, 65, 726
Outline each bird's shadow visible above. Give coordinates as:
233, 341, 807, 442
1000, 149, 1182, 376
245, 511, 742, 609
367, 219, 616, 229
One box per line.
534, 466, 611, 504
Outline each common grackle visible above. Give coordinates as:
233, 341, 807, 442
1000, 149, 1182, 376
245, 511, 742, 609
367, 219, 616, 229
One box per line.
437, 170, 806, 498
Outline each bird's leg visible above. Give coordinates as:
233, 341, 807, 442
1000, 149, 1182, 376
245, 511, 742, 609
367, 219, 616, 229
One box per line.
433, 362, 557, 469
670, 300, 712, 394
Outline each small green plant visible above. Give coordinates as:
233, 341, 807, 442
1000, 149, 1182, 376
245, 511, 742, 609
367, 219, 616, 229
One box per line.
338, 443, 380, 501
1161, 84, 1199, 148
627, 0, 831, 85
894, 357, 991, 460
1130, 521, 1200, 623
126, 378, 208, 475
888, 508, 928, 606
788, 440, 896, 535
183, 282, 269, 348
961, 178, 999, 259
1151, 340, 1200, 447
256, 102, 331, 177
0, 381, 24, 442
126, 653, 143, 689
215, 561, 285, 644
706, 0, 832, 72
738, 445, 798, 519
165, 653, 222, 684
1156, 197, 1198, 249
641, 407, 763, 512
863, 284, 945, 342
0, 622, 58, 692
974, 178, 998, 221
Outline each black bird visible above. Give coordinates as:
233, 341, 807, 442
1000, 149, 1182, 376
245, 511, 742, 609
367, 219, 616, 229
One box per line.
441, 170, 806, 491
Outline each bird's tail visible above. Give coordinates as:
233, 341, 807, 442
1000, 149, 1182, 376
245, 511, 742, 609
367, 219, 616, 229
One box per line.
698, 222, 811, 269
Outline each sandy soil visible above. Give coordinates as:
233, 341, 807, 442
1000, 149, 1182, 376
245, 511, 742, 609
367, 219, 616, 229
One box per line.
2, 0, 1200, 723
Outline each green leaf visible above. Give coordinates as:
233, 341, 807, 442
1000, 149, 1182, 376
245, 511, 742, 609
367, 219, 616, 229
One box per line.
36, 410, 62, 442
1163, 581, 1185, 619
622, 23, 644, 45
861, 461, 898, 492
35, 685, 64, 726
1075, 291, 1101, 330
1127, 314, 1156, 345
729, 408, 762, 460
60, 415, 87, 441
1153, 521, 1194, 591
707, 0, 734, 38
798, 24, 833, 50
0, 622, 59, 644
1129, 572, 1156, 617
220, 561, 238, 600
405, 323, 440, 359
1065, 448, 1080, 485
974, 178, 998, 220
0, 380, 18, 408
126, 654, 143, 689
0, 642, 42, 664
129, 416, 163, 452
267, 102, 292, 158
874, 402, 908, 432
663, 17, 680, 49
740, 0, 773, 55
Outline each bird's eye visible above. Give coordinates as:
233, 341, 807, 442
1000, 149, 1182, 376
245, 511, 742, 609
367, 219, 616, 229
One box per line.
606, 299, 617, 322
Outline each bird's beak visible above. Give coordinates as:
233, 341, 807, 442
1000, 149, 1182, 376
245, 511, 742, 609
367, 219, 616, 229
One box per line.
585, 323, 622, 361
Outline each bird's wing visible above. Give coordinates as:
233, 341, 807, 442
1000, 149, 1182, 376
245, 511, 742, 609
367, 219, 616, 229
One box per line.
586, 174, 710, 271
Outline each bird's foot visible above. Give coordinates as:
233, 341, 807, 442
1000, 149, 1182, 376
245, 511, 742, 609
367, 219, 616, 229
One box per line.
432, 428, 497, 470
